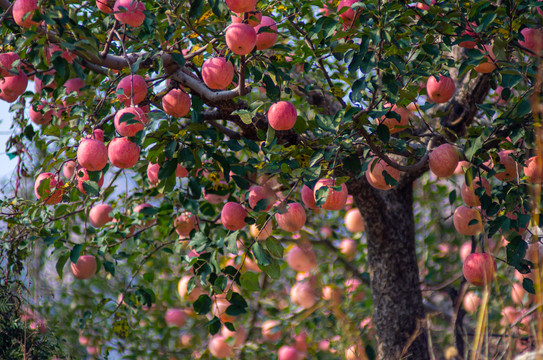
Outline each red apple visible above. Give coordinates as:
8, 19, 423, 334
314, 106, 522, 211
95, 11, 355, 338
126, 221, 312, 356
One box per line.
108, 137, 140, 169
345, 343, 368, 360
524, 155, 543, 183
212, 298, 235, 323
76, 168, 104, 194
46, 44, 76, 64
254, 16, 278, 50
202, 57, 235, 90
225, 0, 257, 13
275, 202, 306, 232
250, 222, 273, 240
337, 0, 358, 27
365, 157, 401, 191
415, 0, 435, 10
62, 160, 76, 179
113, 0, 146, 27
221, 324, 247, 347
116, 74, 147, 106
114, 106, 146, 137
0, 71, 28, 103
77, 138, 108, 171
208, 336, 232, 359
278, 346, 301, 360
178, 275, 205, 302
162, 88, 191, 117
379, 104, 410, 134
13, 0, 39, 28
286, 244, 316, 272
494, 150, 518, 181
473, 44, 496, 74
290, 282, 317, 309
63, 77, 86, 95
29, 102, 54, 125
462, 291, 481, 314
453, 205, 483, 236
322, 285, 342, 305
429, 144, 459, 178
0, 52, 20, 78
226, 23, 257, 55
458, 23, 477, 48
34, 172, 64, 205
248, 185, 276, 211
174, 212, 198, 237
70, 255, 97, 280
221, 202, 247, 230
344, 208, 365, 232
339, 238, 357, 261
463, 253, 496, 286
231, 10, 262, 26
519, 27, 543, 56
461, 177, 491, 207
165, 308, 186, 327
261, 319, 282, 341
96, 0, 114, 13
34, 70, 57, 94
89, 204, 113, 227
426, 75, 455, 103
301, 184, 318, 209
313, 178, 348, 210
268, 101, 297, 131
293, 332, 308, 353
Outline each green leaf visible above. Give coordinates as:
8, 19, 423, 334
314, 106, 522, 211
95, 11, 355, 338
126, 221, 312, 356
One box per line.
56, 252, 70, 279
523, 278, 535, 295
252, 242, 271, 266
376, 124, 390, 143
70, 244, 82, 264
189, 0, 204, 18
240, 271, 260, 291
82, 181, 100, 196
207, 316, 221, 335
265, 238, 283, 258
171, 52, 185, 67
193, 294, 212, 315
258, 258, 280, 279
104, 261, 115, 276
225, 231, 239, 254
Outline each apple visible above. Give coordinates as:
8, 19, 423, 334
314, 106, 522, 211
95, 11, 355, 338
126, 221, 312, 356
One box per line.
278, 346, 301, 360
365, 157, 401, 191
108, 137, 140, 169
344, 208, 364, 232
519, 27, 543, 56
62, 160, 76, 179
63, 77, 86, 95
339, 238, 357, 261
261, 319, 282, 341
379, 104, 410, 134
462, 291, 481, 314
231, 10, 262, 26
473, 44, 496, 73
165, 308, 186, 327
116, 74, 147, 105
114, 106, 146, 137
248, 185, 276, 211
337, 0, 358, 27
202, 57, 235, 90
225, 0, 257, 13
429, 144, 459, 178
460, 241, 473, 262
286, 244, 316, 272
96, 0, 114, 13
454, 160, 470, 175
250, 221, 273, 240
453, 205, 483, 236
13, 0, 39, 28
461, 177, 491, 207
46, 44, 76, 64
346, 343, 368, 360
178, 276, 205, 302
76, 168, 104, 194
77, 137, 108, 171
313, 178, 348, 210
221, 325, 247, 347
458, 23, 477, 48
322, 285, 342, 305
212, 298, 235, 323
494, 150, 518, 181
290, 282, 317, 309
34, 172, 64, 205
275, 202, 306, 232
293, 332, 308, 353
0, 71, 28, 103
34, 71, 58, 94
345, 278, 364, 301
254, 16, 278, 50
524, 155, 543, 183
301, 184, 318, 209
91, 128, 105, 142
29, 102, 54, 125
162, 88, 191, 117
463, 253, 496, 286
511, 282, 529, 305
208, 336, 232, 359
70, 255, 97, 280
501, 306, 522, 326
174, 212, 198, 237
86, 346, 100, 355
113, 0, 146, 27
225, 23, 257, 56
268, 101, 297, 131
426, 75, 455, 103
415, 0, 435, 10
221, 202, 247, 230
89, 204, 113, 227
0, 52, 20, 77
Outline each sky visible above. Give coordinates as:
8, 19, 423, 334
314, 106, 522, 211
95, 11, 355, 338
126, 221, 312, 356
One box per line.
0, 98, 17, 180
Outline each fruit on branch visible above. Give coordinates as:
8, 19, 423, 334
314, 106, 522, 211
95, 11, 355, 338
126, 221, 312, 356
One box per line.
0, 71, 28, 103
212, 298, 235, 323
248, 185, 276, 211
461, 177, 491, 207
174, 212, 198, 237
301, 184, 318, 209
108, 137, 140, 169
313, 178, 348, 210
113, 0, 146, 27
415, 0, 435, 10
178, 276, 204, 302
365, 157, 401, 191
426, 74, 455, 103
337, 0, 358, 27
494, 150, 518, 181
165, 308, 186, 327
221, 325, 247, 347
345, 343, 369, 360
62, 160, 76, 179
380, 104, 410, 134
208, 336, 233, 359
96, 0, 114, 13
429, 144, 459, 178
453, 205, 483, 236
286, 244, 316, 272
89, 204, 113, 227
225, 0, 257, 13
293, 332, 308, 353
290, 282, 317, 309
339, 238, 357, 260
473, 44, 496, 73
46, 44, 76, 64
34, 172, 64, 205
225, 23, 257, 56
162, 88, 191, 117
133, 203, 155, 229
63, 77, 86, 96
70, 255, 97, 280
454, 160, 470, 175
254, 16, 278, 50
524, 155, 543, 183
250, 222, 273, 240
344, 208, 365, 233
201, 57, 235, 90
13, 0, 39, 28
0, 52, 20, 77
462, 291, 481, 314
221, 202, 247, 230
231, 11, 262, 26
275, 202, 306, 232
147, 160, 188, 185
462, 253, 496, 286
77, 137, 108, 171
116, 74, 147, 106
322, 285, 342, 305
114, 106, 146, 137
29, 102, 54, 125
76, 168, 104, 194
278, 345, 301, 360
511, 282, 529, 305
458, 23, 477, 48
261, 319, 282, 341
519, 27, 543, 56
268, 101, 297, 131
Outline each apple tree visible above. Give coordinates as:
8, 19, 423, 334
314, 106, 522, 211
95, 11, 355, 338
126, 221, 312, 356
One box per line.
0, 0, 542, 358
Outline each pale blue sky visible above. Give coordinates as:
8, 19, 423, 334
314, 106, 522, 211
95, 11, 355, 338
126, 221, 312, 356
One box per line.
0, 98, 17, 180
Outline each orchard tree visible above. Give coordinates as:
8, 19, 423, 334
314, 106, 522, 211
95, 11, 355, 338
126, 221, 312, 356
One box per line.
0, 0, 542, 359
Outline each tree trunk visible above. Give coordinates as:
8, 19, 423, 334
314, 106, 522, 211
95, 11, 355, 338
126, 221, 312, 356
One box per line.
347, 176, 429, 359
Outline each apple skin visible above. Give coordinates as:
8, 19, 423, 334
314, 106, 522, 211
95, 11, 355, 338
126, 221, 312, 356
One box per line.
415, 0, 435, 10
275, 202, 306, 232
221, 202, 247, 230
344, 208, 365, 232
261, 319, 282, 341
225, 0, 257, 13
250, 222, 273, 240
76, 168, 104, 194
426, 75, 455, 103
301, 184, 318, 209
462, 291, 481, 314
290, 282, 317, 309
345, 344, 368, 360
64, 77, 86, 95
116, 74, 147, 106
519, 28, 543, 56
202, 57, 235, 90
365, 157, 401, 191
177, 276, 205, 302
313, 178, 349, 210
208, 336, 233, 359
89, 204, 113, 227
268, 101, 297, 131
108, 137, 140, 169
174, 212, 198, 237
221, 325, 247, 347
453, 205, 483, 236
63, 160, 77, 179
46, 44, 76, 64
494, 150, 518, 181
225, 23, 257, 56
70, 255, 97, 280
248, 185, 276, 211
0, 52, 20, 78
34, 173, 64, 205
473, 44, 496, 73
77, 138, 108, 171
164, 308, 186, 327
524, 155, 543, 183
458, 23, 477, 48
278, 345, 301, 360
13, 0, 39, 28
212, 298, 235, 323
461, 177, 491, 207
380, 104, 410, 134
429, 144, 459, 178
337, 0, 358, 27
322, 285, 342, 305
29, 102, 54, 125
162, 88, 191, 117
113, 0, 146, 27
114, 106, 146, 137
96, 0, 114, 13
462, 253, 496, 286
339, 238, 357, 261
254, 16, 278, 50
0, 71, 28, 103
231, 11, 262, 26
286, 244, 316, 272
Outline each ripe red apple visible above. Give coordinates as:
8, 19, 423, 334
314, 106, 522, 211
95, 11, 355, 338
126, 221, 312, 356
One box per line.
113, 0, 146, 27
275, 202, 306, 232
461, 177, 491, 207
62, 160, 76, 179
458, 23, 477, 48
301, 184, 318, 209
293, 332, 308, 353
96, 0, 114, 13
77, 138, 108, 171
0, 52, 20, 78
344, 208, 365, 232
254, 16, 278, 50
76, 168, 104, 194
116, 74, 147, 106
519, 27, 543, 56
454, 160, 470, 175
337, 0, 358, 27
29, 102, 54, 125
415, 0, 435, 10
286, 244, 316, 272
429, 144, 459, 178
202, 57, 235, 90
221, 202, 247, 230
339, 238, 357, 261
212, 298, 235, 323
34, 172, 64, 205
463, 253, 496, 286
174, 212, 198, 237
268, 101, 297, 131
221, 324, 247, 347
365, 157, 401, 191
250, 222, 273, 240
70, 255, 97, 280
208, 336, 232, 359
226, 23, 257, 56
345, 343, 368, 360
178, 276, 204, 302
114, 106, 146, 137
225, 0, 257, 13
511, 282, 529, 305
290, 282, 317, 309
524, 155, 543, 183
380, 104, 410, 134
89, 204, 113, 227
108, 137, 140, 169
34, 70, 57, 94
322, 285, 342, 305
13, 0, 39, 28
231, 10, 262, 26
162, 88, 191, 117
313, 178, 348, 210
0, 71, 28, 103
426, 75, 455, 103
453, 205, 483, 236
278, 346, 301, 360
494, 150, 518, 181
261, 319, 282, 341
46, 44, 76, 64
473, 44, 496, 73
165, 308, 186, 327
462, 291, 481, 314
63, 77, 86, 95
248, 185, 276, 211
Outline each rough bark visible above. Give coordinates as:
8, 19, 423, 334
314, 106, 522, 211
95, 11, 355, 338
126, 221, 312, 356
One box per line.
347, 176, 429, 359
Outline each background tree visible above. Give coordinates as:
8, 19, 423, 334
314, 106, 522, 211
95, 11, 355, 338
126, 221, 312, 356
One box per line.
0, 0, 542, 359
